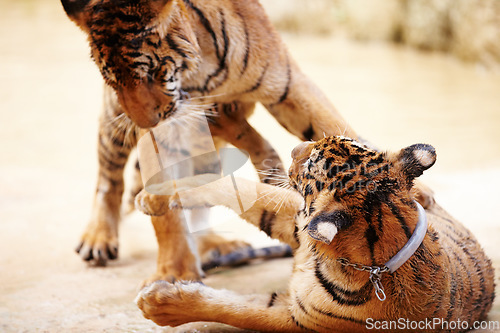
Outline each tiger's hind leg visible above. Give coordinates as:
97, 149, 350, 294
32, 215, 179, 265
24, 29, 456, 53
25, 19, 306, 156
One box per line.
185, 206, 251, 273
123, 154, 144, 215
208, 102, 286, 185
196, 231, 251, 267
136, 280, 300, 332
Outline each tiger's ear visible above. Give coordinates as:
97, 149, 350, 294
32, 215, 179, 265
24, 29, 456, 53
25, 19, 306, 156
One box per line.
307, 211, 352, 244
61, 0, 91, 31
396, 144, 436, 183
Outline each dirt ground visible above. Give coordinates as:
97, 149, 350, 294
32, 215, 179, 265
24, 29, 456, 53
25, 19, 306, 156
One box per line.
1, 1, 499, 332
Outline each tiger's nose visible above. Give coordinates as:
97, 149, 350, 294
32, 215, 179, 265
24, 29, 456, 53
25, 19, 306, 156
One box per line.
291, 141, 313, 160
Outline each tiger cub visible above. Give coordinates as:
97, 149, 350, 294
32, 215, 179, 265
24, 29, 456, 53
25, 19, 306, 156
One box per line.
135, 136, 495, 332
61, 0, 356, 278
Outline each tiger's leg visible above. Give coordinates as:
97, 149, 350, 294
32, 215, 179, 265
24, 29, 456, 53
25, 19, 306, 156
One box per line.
136, 281, 300, 332
208, 102, 286, 185
136, 177, 302, 248
179, 120, 253, 266
140, 131, 205, 285
178, 102, 283, 266
115, 154, 204, 284
124, 156, 143, 214
142, 209, 204, 286
76, 89, 137, 265
262, 59, 357, 141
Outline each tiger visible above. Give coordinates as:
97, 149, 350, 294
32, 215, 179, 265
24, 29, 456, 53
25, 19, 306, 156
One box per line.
60, 0, 359, 281
134, 135, 495, 332
60, 0, 436, 285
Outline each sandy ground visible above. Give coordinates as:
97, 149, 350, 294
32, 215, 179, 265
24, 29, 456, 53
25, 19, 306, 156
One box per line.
0, 1, 499, 332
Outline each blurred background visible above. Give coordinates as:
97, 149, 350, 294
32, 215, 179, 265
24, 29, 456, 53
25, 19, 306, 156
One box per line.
262, 0, 500, 71
0, 0, 499, 331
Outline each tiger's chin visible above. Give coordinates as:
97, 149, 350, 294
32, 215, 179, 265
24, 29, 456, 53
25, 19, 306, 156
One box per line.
135, 118, 161, 129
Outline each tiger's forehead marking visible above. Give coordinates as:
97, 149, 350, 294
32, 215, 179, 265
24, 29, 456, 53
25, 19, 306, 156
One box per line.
290, 136, 395, 210
86, 2, 164, 83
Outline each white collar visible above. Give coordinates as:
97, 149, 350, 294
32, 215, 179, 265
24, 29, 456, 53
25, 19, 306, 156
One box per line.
337, 200, 428, 301
384, 201, 428, 273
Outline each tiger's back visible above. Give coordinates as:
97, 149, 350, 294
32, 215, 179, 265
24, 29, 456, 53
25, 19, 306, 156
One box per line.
425, 204, 495, 324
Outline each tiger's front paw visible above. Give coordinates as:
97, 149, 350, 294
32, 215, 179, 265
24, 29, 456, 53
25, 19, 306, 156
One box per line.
134, 190, 170, 216
76, 220, 119, 266
136, 281, 205, 327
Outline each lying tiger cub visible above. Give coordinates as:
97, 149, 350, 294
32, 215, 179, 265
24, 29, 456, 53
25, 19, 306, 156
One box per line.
135, 136, 495, 332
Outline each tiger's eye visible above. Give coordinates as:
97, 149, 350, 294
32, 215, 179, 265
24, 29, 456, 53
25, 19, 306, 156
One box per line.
130, 38, 142, 48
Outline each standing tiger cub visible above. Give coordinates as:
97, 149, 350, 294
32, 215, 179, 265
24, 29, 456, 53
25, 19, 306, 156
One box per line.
135, 136, 495, 332
61, 0, 358, 278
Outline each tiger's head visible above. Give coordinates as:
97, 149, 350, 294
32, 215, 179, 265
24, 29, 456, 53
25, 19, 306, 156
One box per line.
289, 136, 436, 245
61, 0, 200, 128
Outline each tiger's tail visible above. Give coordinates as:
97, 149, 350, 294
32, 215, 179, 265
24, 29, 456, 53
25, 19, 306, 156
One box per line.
202, 244, 292, 271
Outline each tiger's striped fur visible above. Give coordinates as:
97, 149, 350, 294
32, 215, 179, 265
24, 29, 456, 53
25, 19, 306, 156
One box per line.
201, 243, 292, 271
61, 0, 356, 275
135, 136, 495, 332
